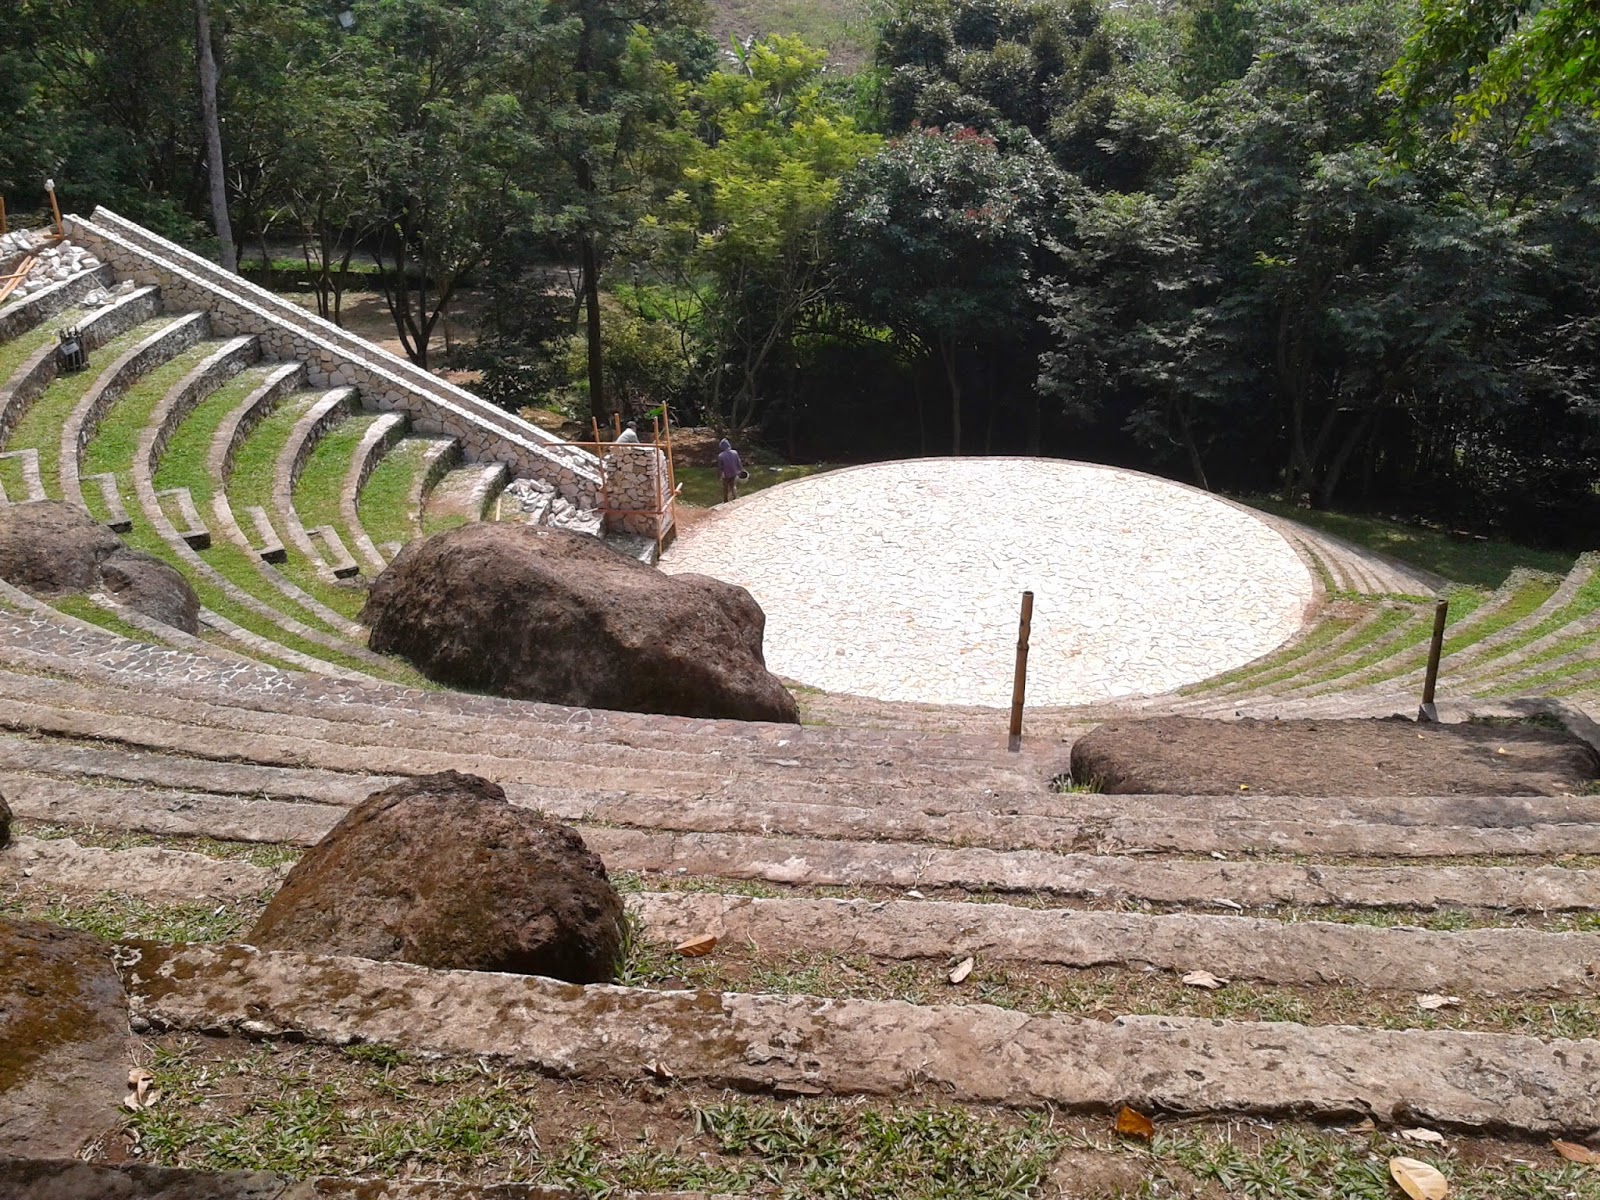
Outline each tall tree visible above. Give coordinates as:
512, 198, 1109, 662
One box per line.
194, 0, 236, 271
833, 123, 1066, 453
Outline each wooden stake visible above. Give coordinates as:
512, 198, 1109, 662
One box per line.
0, 196, 8, 236
1008, 591, 1034, 752
1418, 598, 1449, 722
45, 181, 62, 238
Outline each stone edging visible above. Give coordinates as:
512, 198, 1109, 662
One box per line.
0, 262, 114, 343
117, 941, 1600, 1134
343, 411, 408, 571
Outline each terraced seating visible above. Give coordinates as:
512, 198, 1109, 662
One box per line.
3, 592, 1600, 1200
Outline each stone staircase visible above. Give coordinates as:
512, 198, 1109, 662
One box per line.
2, 593, 1600, 1194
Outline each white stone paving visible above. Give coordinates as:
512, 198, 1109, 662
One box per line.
662, 458, 1316, 707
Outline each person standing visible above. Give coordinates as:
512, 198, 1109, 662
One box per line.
717, 437, 743, 503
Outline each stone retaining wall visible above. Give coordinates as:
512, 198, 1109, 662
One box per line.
0, 262, 113, 343
603, 443, 675, 540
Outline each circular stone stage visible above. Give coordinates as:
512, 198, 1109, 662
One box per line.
662, 459, 1315, 708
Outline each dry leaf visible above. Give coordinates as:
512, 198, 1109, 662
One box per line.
948, 956, 975, 985
1389, 1156, 1449, 1199
124, 1068, 155, 1112
1553, 1139, 1600, 1164
1416, 994, 1462, 1011
1400, 1128, 1446, 1144
1345, 1118, 1376, 1134
122, 1093, 142, 1113
1114, 1106, 1155, 1140
674, 934, 718, 958
1181, 970, 1228, 990
1212, 898, 1244, 911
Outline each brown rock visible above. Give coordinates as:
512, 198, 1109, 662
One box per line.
0, 917, 132, 1158
1070, 715, 1600, 797
100, 550, 199, 634
0, 501, 198, 632
0, 789, 10, 849
248, 771, 625, 982
361, 523, 797, 723
0, 499, 120, 593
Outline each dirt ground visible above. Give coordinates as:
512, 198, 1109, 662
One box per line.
1070, 716, 1600, 796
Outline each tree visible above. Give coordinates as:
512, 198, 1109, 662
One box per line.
833, 123, 1066, 453
1391, 0, 1600, 136
638, 34, 881, 431
194, 0, 236, 271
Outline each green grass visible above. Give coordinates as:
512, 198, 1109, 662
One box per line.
0, 453, 30, 501
22, 821, 303, 870
357, 437, 431, 549
118, 1036, 1600, 1197
1185, 605, 1417, 697
80, 339, 223, 484
294, 413, 374, 530
1, 316, 173, 497
1302, 578, 1556, 692
47, 593, 165, 643
1242, 495, 1576, 589
0, 891, 265, 943
420, 510, 469, 537
675, 462, 840, 508
153, 364, 279, 496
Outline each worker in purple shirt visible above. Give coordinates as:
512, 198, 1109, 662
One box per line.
717, 438, 743, 504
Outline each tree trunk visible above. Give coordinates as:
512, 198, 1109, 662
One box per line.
940, 338, 962, 455
580, 234, 607, 421
194, 0, 236, 273
1176, 401, 1210, 491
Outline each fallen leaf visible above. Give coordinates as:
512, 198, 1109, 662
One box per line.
141, 1089, 161, 1110
1416, 994, 1462, 1011
1211, 898, 1244, 911
1114, 1106, 1155, 1140
1181, 970, 1228, 990
1344, 1118, 1376, 1134
1496, 747, 1509, 756
1389, 1155, 1449, 1199
906, 889, 926, 900
124, 1068, 155, 1112
948, 956, 975, 985
1399, 1128, 1447, 1144
1553, 1139, 1600, 1164
674, 934, 718, 958
122, 1093, 141, 1113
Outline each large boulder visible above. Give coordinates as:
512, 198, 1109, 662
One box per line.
248, 771, 625, 982
0, 917, 133, 1158
0, 501, 199, 633
100, 550, 199, 634
0, 498, 120, 592
362, 523, 798, 723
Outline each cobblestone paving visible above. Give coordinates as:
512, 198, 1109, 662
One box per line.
663, 459, 1316, 707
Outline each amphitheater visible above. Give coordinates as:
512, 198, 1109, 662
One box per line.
3, 212, 1600, 1197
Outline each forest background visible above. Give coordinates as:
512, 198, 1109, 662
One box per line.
4, 0, 1598, 547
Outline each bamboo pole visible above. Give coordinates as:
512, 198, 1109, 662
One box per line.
0, 196, 8, 236
1007, 591, 1034, 752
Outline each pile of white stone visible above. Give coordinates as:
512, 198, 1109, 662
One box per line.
1, 232, 101, 298
504, 475, 557, 517
503, 475, 604, 535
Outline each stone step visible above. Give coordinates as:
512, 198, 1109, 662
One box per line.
9, 827, 1600, 998
0, 447, 46, 504
81, 471, 131, 530
122, 940, 1600, 1134
15, 765, 1600, 871
242, 504, 287, 563
9, 764, 1600, 912
344, 410, 409, 572
427, 460, 510, 525
154, 486, 211, 550
307, 523, 360, 579
272, 386, 359, 566
0, 260, 114, 342
408, 435, 461, 531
